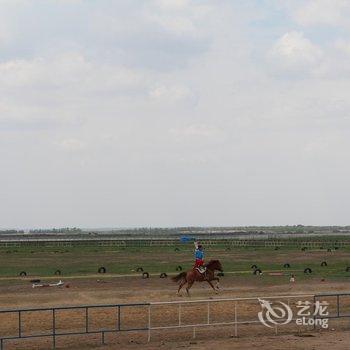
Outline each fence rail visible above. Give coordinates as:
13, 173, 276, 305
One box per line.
0, 238, 348, 248
1, 293, 350, 349
148, 294, 315, 341
0, 303, 149, 350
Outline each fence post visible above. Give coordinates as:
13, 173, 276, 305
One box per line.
85, 307, 89, 333
313, 295, 316, 330
207, 302, 210, 325
178, 304, 181, 326
337, 295, 340, 317
18, 311, 21, 338
148, 305, 151, 342
117, 305, 121, 331
52, 309, 56, 349
234, 301, 238, 337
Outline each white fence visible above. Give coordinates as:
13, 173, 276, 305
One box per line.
1, 293, 349, 349
147, 293, 317, 341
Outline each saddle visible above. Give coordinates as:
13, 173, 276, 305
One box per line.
195, 266, 207, 274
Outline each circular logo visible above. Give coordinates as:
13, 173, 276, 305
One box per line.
258, 298, 293, 328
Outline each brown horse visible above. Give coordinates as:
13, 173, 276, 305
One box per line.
172, 259, 223, 296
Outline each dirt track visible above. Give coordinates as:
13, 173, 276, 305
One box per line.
1, 275, 350, 349
120, 332, 350, 350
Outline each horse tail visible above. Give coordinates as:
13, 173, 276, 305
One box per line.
172, 271, 187, 283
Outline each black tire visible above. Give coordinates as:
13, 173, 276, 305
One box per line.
176, 265, 182, 271
160, 273, 167, 278
217, 272, 224, 277
253, 269, 262, 275
251, 264, 258, 269
142, 272, 149, 279
19, 271, 27, 277
304, 268, 312, 274
283, 263, 290, 268
335, 247, 339, 250
54, 270, 61, 275
98, 267, 106, 274
321, 261, 327, 267
136, 267, 143, 272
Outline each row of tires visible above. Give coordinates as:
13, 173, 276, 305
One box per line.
17, 261, 348, 277
17, 265, 185, 277
136, 265, 183, 272
224, 247, 338, 251
301, 247, 337, 251
21, 271, 166, 279
137, 271, 226, 279
251, 261, 329, 270
252, 267, 336, 275
252, 267, 313, 274
19, 270, 62, 277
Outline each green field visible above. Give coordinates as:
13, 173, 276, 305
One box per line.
1, 242, 350, 282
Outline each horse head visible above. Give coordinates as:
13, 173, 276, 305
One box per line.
206, 259, 223, 272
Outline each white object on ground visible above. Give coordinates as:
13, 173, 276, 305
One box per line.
32, 280, 64, 288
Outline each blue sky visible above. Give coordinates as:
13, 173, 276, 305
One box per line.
1, 0, 350, 228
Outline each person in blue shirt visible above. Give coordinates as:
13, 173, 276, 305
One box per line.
194, 241, 206, 273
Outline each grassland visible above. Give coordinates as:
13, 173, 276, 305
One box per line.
1, 242, 350, 282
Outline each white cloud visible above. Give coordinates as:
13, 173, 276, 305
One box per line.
0, 53, 90, 88
0, 52, 148, 129
170, 124, 222, 139
149, 84, 194, 103
59, 138, 86, 152
334, 39, 350, 55
0, 53, 142, 90
292, 0, 350, 27
150, 15, 196, 35
1, 1, 350, 227
268, 31, 323, 72
0, 24, 11, 46
153, 0, 191, 12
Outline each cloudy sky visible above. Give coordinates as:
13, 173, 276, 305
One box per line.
1, 0, 350, 229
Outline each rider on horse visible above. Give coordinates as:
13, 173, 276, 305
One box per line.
194, 241, 206, 274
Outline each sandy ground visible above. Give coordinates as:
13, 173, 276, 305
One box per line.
1, 274, 350, 349
2, 273, 350, 307
121, 332, 350, 350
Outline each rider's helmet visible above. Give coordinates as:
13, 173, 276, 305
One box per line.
198, 244, 203, 250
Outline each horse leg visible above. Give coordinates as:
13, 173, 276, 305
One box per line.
206, 271, 220, 290
206, 279, 219, 294
211, 277, 220, 290
177, 280, 187, 295
186, 281, 194, 297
